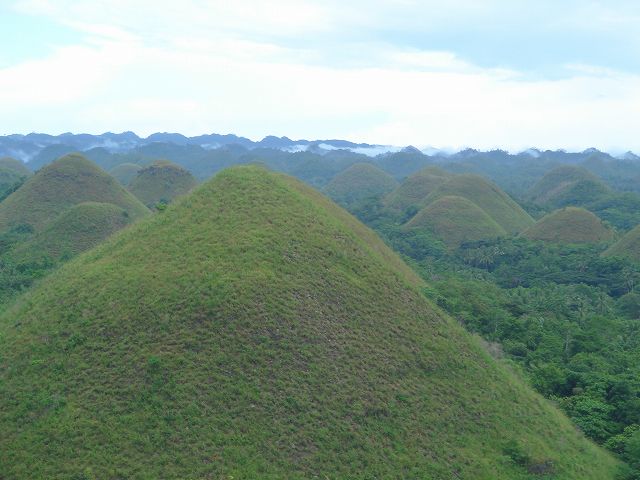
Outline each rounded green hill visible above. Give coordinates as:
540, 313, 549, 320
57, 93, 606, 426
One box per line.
0, 153, 149, 233
8, 202, 133, 263
521, 207, 614, 244
110, 162, 142, 186
406, 195, 506, 248
324, 163, 398, 205
384, 165, 453, 211
528, 165, 610, 207
422, 173, 534, 233
604, 224, 640, 261
0, 166, 616, 479
128, 160, 198, 208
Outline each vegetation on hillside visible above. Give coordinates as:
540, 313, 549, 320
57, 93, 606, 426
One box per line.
324, 163, 398, 206
0, 157, 31, 201
110, 162, 142, 186
128, 160, 198, 208
0, 166, 617, 479
605, 225, 640, 262
528, 166, 611, 208
383, 165, 452, 212
521, 207, 615, 244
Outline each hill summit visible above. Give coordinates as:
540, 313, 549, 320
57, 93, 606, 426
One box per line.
0, 166, 616, 478
0, 153, 148, 233
528, 165, 610, 207
128, 160, 198, 208
522, 207, 614, 244
324, 162, 398, 205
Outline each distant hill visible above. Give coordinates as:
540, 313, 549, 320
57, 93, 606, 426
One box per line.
324, 163, 398, 205
110, 162, 142, 186
0, 166, 616, 479
128, 160, 198, 208
384, 166, 453, 212
0, 153, 149, 233
422, 173, 534, 233
8, 202, 133, 263
604, 224, 640, 261
0, 157, 31, 200
528, 165, 611, 207
405, 195, 506, 248
521, 207, 614, 244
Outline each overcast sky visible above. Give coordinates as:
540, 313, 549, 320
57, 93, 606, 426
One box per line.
2, 0, 640, 152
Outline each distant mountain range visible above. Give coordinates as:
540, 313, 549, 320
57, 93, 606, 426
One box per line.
1, 132, 638, 163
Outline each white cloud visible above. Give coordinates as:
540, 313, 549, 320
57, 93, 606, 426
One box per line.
3, 0, 640, 152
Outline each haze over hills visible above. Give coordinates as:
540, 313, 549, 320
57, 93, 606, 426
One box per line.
109, 162, 142, 186
0, 166, 617, 478
128, 160, 198, 208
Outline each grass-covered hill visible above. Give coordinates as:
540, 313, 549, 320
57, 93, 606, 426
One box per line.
0, 166, 617, 479
0, 153, 149, 233
7, 202, 134, 263
128, 160, 198, 208
110, 162, 142, 186
0, 157, 31, 200
405, 195, 506, 248
528, 165, 611, 208
324, 162, 398, 205
521, 207, 615, 244
422, 173, 534, 234
383, 165, 453, 212
604, 224, 640, 261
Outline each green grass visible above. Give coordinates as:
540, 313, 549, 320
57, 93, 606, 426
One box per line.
109, 163, 142, 186
421, 173, 534, 234
7, 202, 134, 263
383, 165, 453, 211
521, 207, 615, 244
604, 224, 640, 261
128, 160, 198, 208
405, 195, 506, 248
324, 162, 398, 205
0, 153, 149, 233
0, 166, 618, 479
528, 165, 611, 208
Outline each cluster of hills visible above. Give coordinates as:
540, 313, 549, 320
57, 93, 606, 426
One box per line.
0, 161, 619, 478
2, 136, 640, 476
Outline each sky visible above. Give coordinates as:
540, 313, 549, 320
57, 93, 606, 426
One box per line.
1, 0, 640, 152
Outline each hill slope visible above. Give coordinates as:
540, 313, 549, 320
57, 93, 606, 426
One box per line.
383, 166, 453, 211
8, 202, 134, 263
528, 165, 611, 207
406, 195, 506, 248
324, 163, 398, 205
109, 162, 142, 186
0, 166, 616, 479
0, 157, 31, 199
422, 173, 534, 233
604, 225, 640, 261
522, 207, 614, 244
128, 160, 198, 208
0, 154, 149, 232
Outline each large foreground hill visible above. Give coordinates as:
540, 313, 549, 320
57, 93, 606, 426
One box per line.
0, 166, 616, 478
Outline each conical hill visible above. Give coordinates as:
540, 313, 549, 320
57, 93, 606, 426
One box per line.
0, 166, 616, 479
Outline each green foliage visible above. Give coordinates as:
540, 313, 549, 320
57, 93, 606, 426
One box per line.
109, 162, 142, 186
383, 165, 452, 211
0, 166, 616, 478
528, 165, 611, 208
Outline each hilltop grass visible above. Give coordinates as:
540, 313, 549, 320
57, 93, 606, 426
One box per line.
406, 195, 506, 248
128, 160, 198, 208
521, 207, 615, 244
0, 166, 618, 479
421, 173, 534, 233
604, 224, 640, 261
383, 165, 453, 212
324, 162, 398, 205
528, 165, 611, 207
0, 153, 149, 233
110, 163, 143, 186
